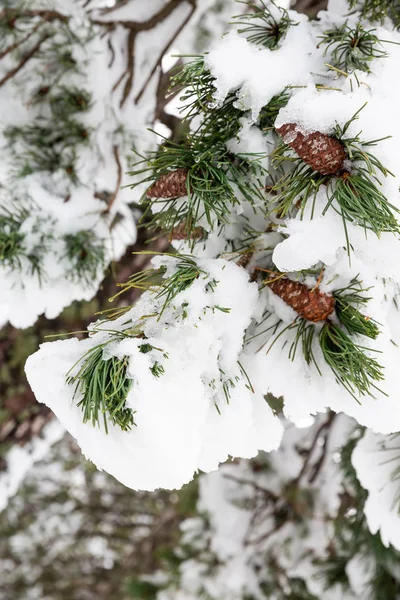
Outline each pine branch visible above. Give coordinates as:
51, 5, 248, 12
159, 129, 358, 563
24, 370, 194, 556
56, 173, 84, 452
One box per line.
233, 0, 298, 50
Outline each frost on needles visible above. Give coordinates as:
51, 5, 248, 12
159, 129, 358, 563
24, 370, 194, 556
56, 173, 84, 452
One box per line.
26, 0, 400, 491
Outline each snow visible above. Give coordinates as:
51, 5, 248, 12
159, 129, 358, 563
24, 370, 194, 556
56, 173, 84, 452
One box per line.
158, 414, 363, 600
20, 0, 400, 498
0, 419, 65, 514
205, 18, 318, 120
352, 429, 400, 549
26, 257, 283, 491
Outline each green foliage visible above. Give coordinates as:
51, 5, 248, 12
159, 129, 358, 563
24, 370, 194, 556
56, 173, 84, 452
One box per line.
50, 87, 92, 117
4, 118, 89, 181
319, 321, 385, 400
112, 254, 208, 318
150, 361, 165, 377
272, 104, 400, 241
0, 201, 50, 281
0, 203, 28, 269
233, 0, 298, 50
63, 230, 106, 287
318, 433, 400, 600
333, 279, 380, 339
318, 22, 389, 73
258, 89, 291, 129
347, 0, 400, 29
328, 108, 399, 236
265, 275, 384, 399
0, 1, 93, 183
124, 579, 158, 599
131, 133, 266, 238
66, 340, 135, 434
264, 392, 284, 415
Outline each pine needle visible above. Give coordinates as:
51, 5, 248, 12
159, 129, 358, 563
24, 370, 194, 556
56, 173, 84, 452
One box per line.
66, 342, 135, 434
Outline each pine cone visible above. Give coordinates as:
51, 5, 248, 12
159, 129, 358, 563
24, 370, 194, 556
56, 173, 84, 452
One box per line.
267, 276, 335, 323
170, 222, 204, 241
236, 251, 254, 268
276, 123, 346, 175
146, 168, 188, 199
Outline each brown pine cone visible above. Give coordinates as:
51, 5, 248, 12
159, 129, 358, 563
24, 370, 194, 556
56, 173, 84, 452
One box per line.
267, 276, 335, 323
276, 123, 346, 176
170, 222, 204, 241
236, 251, 254, 269
146, 168, 188, 199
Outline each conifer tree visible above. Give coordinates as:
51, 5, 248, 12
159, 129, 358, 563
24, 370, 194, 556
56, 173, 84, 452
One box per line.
22, 0, 400, 595
0, 0, 231, 328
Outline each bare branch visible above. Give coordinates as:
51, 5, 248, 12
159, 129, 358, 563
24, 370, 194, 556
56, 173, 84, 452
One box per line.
0, 21, 42, 61
0, 8, 68, 22
0, 33, 51, 88
134, 1, 196, 105
104, 145, 123, 214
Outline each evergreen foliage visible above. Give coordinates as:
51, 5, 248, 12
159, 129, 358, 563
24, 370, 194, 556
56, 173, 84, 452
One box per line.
13, 1, 400, 598
233, 0, 298, 49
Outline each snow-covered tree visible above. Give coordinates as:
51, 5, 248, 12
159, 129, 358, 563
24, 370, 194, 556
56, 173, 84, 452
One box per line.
0, 0, 234, 327
16, 0, 400, 596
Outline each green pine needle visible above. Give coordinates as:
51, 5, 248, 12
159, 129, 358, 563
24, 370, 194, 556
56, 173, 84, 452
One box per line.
271, 159, 328, 219
319, 322, 385, 400
170, 56, 217, 120
258, 89, 291, 130
63, 230, 106, 287
150, 361, 165, 377
131, 133, 266, 238
0, 204, 28, 270
67, 342, 135, 434
0, 202, 49, 281
318, 22, 389, 74
5, 120, 85, 181
271, 104, 400, 238
266, 276, 384, 399
171, 57, 244, 140
110, 254, 208, 319
333, 279, 381, 339
233, 0, 298, 50
327, 171, 400, 236
347, 0, 400, 29
50, 87, 92, 117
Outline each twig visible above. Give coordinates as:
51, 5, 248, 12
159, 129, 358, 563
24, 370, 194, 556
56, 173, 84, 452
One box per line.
308, 414, 337, 483
120, 29, 136, 107
222, 473, 279, 502
104, 145, 123, 214
98, 0, 131, 15
134, 1, 197, 105
91, 0, 185, 31
0, 9, 68, 22
246, 518, 287, 546
0, 33, 51, 88
294, 412, 336, 485
92, 0, 192, 107
0, 21, 43, 61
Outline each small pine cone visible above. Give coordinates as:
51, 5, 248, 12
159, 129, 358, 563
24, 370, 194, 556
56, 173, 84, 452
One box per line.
236, 251, 254, 269
276, 123, 347, 175
170, 222, 204, 241
267, 276, 335, 323
146, 168, 188, 199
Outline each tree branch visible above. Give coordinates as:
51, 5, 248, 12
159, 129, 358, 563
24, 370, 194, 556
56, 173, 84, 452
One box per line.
134, 1, 197, 105
0, 21, 43, 61
0, 9, 68, 23
0, 33, 51, 88
104, 145, 123, 214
